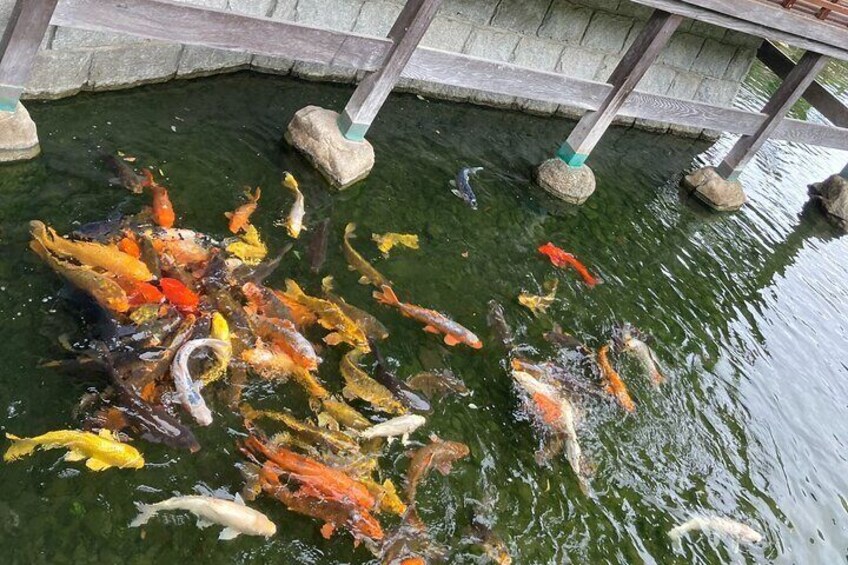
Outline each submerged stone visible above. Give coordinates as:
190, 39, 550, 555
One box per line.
284, 105, 374, 190
0, 103, 40, 163
808, 174, 848, 232
534, 158, 595, 205
682, 166, 746, 212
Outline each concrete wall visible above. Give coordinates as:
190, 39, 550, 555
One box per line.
1, 0, 761, 137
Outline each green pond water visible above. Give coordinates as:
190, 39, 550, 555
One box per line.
1, 69, 847, 564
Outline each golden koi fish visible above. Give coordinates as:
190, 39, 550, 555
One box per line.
4, 428, 144, 471
343, 223, 392, 288
321, 276, 388, 341
373, 285, 482, 349
360, 478, 407, 515
317, 397, 372, 431
281, 172, 305, 239
282, 280, 368, 349
199, 312, 232, 385
340, 351, 406, 415
30, 221, 154, 281
30, 239, 130, 313
226, 224, 268, 265
240, 404, 358, 454
241, 341, 330, 399
518, 279, 558, 316
371, 232, 419, 256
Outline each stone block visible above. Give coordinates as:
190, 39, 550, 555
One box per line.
556, 46, 604, 80
668, 124, 703, 138
271, 0, 299, 20
177, 46, 250, 78
576, 0, 619, 11
581, 12, 633, 53
397, 77, 476, 102
469, 90, 515, 109
441, 0, 499, 24
683, 166, 746, 212
724, 46, 756, 82
594, 55, 619, 82
660, 32, 705, 71
291, 61, 358, 82
52, 27, 146, 50
178, 0, 227, 8
615, 1, 653, 20
621, 20, 643, 53
354, 0, 403, 36
464, 27, 520, 63
725, 30, 762, 48
633, 118, 668, 133
694, 77, 739, 106
808, 174, 848, 231
666, 71, 701, 99
421, 17, 474, 52
518, 97, 559, 116
285, 105, 375, 189
23, 49, 91, 99
251, 54, 295, 74
228, 0, 274, 16
539, 0, 593, 44
535, 159, 596, 204
88, 43, 182, 91
296, 0, 364, 31
556, 104, 585, 120
0, 103, 40, 163
491, 0, 550, 34
691, 38, 735, 79
690, 20, 726, 41
512, 37, 564, 71
637, 64, 675, 95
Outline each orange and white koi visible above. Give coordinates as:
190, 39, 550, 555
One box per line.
373, 285, 482, 349
226, 187, 261, 234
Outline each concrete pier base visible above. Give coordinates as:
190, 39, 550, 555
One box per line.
682, 166, 746, 212
284, 106, 374, 189
808, 173, 848, 232
0, 103, 40, 164
535, 158, 596, 204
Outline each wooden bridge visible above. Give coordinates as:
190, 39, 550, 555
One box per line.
1, 0, 847, 208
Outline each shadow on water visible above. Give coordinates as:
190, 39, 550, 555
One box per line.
0, 70, 847, 564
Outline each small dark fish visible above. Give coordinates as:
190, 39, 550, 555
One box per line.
451, 166, 483, 210
406, 370, 468, 399
308, 218, 331, 274
121, 315, 196, 391
138, 236, 161, 279
104, 154, 146, 194
487, 300, 514, 351
232, 245, 291, 285
369, 338, 431, 412
544, 324, 592, 357
406, 435, 470, 501
466, 507, 512, 565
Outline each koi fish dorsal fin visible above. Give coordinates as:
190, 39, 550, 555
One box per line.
344, 223, 357, 239
97, 428, 118, 441
233, 493, 245, 506
64, 449, 87, 462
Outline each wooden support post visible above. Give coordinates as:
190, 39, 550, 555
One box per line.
0, 0, 58, 112
556, 9, 683, 167
716, 51, 829, 180
841, 162, 848, 178
337, 0, 441, 141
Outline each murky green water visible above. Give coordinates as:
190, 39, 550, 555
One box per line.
1, 70, 847, 564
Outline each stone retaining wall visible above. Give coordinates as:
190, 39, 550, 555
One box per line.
1, 0, 761, 137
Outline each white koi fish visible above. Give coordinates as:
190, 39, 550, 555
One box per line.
171, 338, 230, 426
355, 414, 426, 441
669, 515, 762, 545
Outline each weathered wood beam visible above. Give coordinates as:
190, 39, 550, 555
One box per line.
0, 0, 59, 112
757, 41, 848, 127
630, 0, 848, 61
49, 0, 848, 150
338, 0, 441, 141
558, 10, 683, 166
717, 50, 829, 180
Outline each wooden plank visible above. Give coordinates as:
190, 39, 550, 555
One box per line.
50, 0, 848, 150
338, 0, 441, 141
630, 0, 848, 61
559, 10, 682, 166
52, 0, 388, 70
0, 0, 59, 111
717, 51, 829, 179
757, 41, 848, 127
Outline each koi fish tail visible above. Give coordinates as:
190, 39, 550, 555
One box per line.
344, 223, 357, 239
252, 186, 261, 203
282, 172, 299, 191
129, 502, 157, 528
283, 279, 305, 300
373, 285, 400, 307
321, 276, 334, 293
140, 168, 155, 188
3, 433, 37, 461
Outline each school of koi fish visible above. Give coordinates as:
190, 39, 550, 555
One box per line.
3, 156, 762, 562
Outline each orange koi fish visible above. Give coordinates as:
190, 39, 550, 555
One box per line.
597, 344, 635, 413
159, 277, 199, 311
226, 187, 261, 234
538, 242, 598, 287
532, 392, 563, 426
117, 234, 141, 259
120, 279, 165, 306
373, 286, 482, 349
251, 315, 321, 371
142, 169, 176, 228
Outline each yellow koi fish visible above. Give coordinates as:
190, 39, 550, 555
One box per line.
240, 404, 358, 454
343, 223, 392, 288
518, 279, 558, 316
317, 397, 372, 431
371, 232, 419, 256
281, 172, 305, 239
199, 312, 232, 385
4, 428, 144, 471
30, 221, 153, 281
321, 276, 388, 341
226, 224, 268, 265
340, 350, 406, 415
281, 279, 368, 349
30, 239, 130, 313
360, 478, 407, 515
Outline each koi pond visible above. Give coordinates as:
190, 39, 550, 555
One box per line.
1, 65, 847, 564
